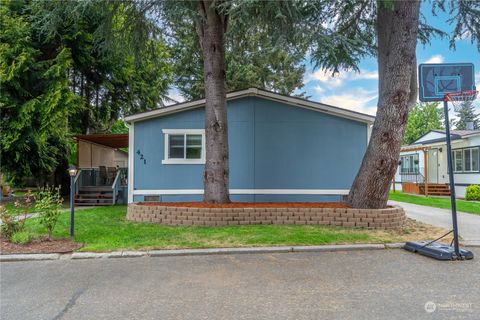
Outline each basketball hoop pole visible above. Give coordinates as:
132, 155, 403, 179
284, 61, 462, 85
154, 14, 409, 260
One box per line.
443, 98, 461, 258
405, 63, 475, 260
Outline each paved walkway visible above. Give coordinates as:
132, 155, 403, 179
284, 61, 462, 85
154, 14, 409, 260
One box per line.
1, 249, 479, 320
389, 200, 480, 245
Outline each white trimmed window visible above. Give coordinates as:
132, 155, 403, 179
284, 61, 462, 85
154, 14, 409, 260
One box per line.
162, 129, 205, 164
452, 147, 480, 173
400, 154, 419, 174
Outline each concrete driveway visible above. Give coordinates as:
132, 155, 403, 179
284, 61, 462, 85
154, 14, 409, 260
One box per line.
389, 200, 480, 245
1, 249, 479, 320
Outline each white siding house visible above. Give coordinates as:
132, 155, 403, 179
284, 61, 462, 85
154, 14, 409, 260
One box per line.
394, 130, 480, 198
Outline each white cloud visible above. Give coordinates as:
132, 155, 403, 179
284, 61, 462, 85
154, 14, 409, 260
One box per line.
423, 54, 444, 64
313, 85, 325, 94
476, 71, 480, 85
305, 70, 344, 87
304, 69, 378, 88
317, 88, 378, 115
165, 88, 185, 106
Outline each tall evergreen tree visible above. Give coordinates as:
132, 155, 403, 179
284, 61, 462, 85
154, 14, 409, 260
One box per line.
0, 0, 173, 186
453, 100, 479, 130
0, 0, 78, 186
30, 0, 172, 134
171, 20, 307, 100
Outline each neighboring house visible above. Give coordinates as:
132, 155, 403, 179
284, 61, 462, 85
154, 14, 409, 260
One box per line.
124, 88, 375, 203
394, 130, 480, 198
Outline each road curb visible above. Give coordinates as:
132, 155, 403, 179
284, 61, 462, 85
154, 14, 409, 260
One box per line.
292, 244, 386, 252
0, 253, 60, 262
0, 243, 410, 262
464, 243, 480, 247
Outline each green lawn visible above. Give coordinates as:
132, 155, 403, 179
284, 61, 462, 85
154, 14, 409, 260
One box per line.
21, 205, 422, 252
389, 191, 480, 215
1, 202, 37, 214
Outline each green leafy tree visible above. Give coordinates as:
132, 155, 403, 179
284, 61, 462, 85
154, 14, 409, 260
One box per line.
30, 0, 173, 134
172, 21, 307, 100
453, 100, 479, 130
1, 0, 172, 187
404, 103, 444, 144
0, 1, 78, 186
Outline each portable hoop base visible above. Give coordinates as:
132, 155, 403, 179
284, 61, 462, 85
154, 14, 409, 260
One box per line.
404, 241, 474, 261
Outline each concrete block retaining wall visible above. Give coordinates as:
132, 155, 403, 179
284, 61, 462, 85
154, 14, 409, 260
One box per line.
127, 204, 406, 229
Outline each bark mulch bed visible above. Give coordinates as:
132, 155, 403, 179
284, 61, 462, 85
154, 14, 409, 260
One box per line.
139, 202, 350, 208
0, 236, 83, 255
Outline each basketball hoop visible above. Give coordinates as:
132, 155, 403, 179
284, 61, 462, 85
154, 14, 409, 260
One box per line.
411, 63, 477, 260
444, 90, 478, 111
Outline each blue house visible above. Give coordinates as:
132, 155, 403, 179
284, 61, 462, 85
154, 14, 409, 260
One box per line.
125, 88, 375, 203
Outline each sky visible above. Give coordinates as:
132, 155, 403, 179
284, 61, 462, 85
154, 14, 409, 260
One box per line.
169, 4, 480, 117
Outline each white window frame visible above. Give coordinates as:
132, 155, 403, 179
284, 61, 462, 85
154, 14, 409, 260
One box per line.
400, 154, 419, 174
472, 147, 480, 172
162, 129, 205, 164
452, 147, 480, 173
453, 150, 463, 173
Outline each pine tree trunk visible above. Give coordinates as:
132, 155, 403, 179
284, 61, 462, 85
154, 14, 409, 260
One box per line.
347, 1, 420, 209
196, 1, 230, 203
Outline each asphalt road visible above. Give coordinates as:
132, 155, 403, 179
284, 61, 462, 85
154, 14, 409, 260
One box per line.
1, 249, 479, 320
390, 200, 480, 245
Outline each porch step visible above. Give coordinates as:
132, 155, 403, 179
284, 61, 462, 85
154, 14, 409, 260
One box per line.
75, 202, 112, 206
75, 193, 113, 197
75, 186, 115, 206
423, 184, 450, 196
427, 192, 451, 196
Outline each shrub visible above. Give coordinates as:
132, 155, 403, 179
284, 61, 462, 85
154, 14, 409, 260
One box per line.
35, 187, 63, 240
0, 206, 19, 239
1, 191, 35, 240
11, 231, 31, 245
465, 185, 480, 201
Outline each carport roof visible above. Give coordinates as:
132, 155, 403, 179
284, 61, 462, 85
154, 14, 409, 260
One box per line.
74, 134, 128, 149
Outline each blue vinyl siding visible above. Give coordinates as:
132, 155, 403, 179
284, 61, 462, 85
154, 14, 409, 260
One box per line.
132, 96, 368, 202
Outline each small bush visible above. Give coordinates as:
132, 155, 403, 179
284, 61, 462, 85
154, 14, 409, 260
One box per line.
465, 184, 480, 201
1, 191, 35, 240
0, 206, 19, 239
35, 187, 63, 240
11, 231, 31, 245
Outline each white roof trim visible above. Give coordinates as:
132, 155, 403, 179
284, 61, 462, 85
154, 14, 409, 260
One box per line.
408, 130, 480, 147
125, 88, 375, 124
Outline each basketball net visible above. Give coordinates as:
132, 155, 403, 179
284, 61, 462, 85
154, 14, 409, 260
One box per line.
444, 90, 478, 112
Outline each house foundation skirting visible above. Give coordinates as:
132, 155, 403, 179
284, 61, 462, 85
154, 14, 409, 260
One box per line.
127, 204, 406, 229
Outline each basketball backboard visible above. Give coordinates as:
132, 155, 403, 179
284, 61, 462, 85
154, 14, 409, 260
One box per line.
418, 63, 476, 102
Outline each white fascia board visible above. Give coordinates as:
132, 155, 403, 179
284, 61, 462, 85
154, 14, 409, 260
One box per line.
253, 90, 375, 124
409, 140, 464, 149
462, 132, 480, 139
124, 89, 253, 123
125, 88, 375, 124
